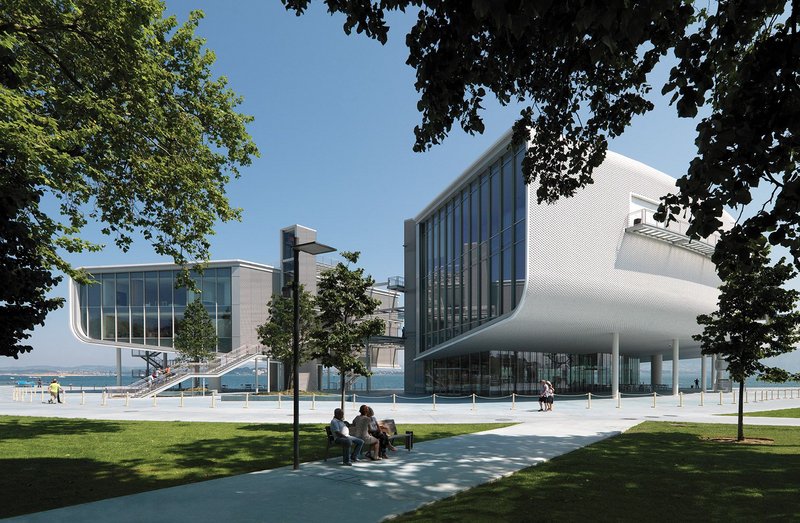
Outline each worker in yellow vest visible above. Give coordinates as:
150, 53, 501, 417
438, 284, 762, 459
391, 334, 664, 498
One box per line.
48, 379, 62, 404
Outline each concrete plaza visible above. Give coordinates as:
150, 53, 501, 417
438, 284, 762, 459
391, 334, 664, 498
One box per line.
2, 385, 799, 522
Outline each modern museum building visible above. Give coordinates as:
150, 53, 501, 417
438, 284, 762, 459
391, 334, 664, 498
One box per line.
403, 130, 733, 397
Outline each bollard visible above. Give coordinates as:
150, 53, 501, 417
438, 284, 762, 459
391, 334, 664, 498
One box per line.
392, 393, 397, 411
210, 392, 216, 408
152, 394, 157, 407
511, 393, 516, 410
29, 388, 33, 403
101, 391, 107, 407
719, 391, 723, 405
81, 391, 86, 405
353, 393, 357, 410
432, 393, 437, 411
679, 392, 684, 408
311, 393, 316, 410
616, 392, 621, 409
587, 392, 592, 409
244, 392, 249, 409
652, 392, 657, 409
62, 390, 67, 404
472, 393, 476, 411
180, 391, 184, 408
744, 391, 748, 404
278, 393, 282, 409
125, 392, 130, 407
700, 391, 704, 406
732, 391, 736, 404
41, 388, 45, 403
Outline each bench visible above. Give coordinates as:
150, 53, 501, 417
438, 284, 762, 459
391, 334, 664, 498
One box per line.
324, 418, 414, 461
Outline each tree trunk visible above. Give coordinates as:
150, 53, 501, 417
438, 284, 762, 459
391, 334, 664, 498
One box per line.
285, 361, 293, 392
737, 379, 745, 441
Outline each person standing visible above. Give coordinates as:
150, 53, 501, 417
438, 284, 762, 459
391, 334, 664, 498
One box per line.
331, 408, 363, 466
545, 380, 555, 411
48, 379, 62, 404
538, 380, 548, 412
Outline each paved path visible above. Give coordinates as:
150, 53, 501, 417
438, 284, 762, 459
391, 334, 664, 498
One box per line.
2, 386, 799, 522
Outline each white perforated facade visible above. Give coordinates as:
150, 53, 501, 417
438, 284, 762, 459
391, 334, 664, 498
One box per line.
404, 130, 733, 395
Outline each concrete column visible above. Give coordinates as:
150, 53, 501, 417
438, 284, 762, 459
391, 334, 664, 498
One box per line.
701, 355, 707, 391
711, 354, 718, 391
116, 348, 122, 387
672, 339, 680, 396
650, 354, 663, 390
611, 333, 620, 399
254, 357, 259, 394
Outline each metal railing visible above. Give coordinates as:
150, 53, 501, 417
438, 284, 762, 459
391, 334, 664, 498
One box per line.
627, 209, 720, 247
126, 344, 266, 397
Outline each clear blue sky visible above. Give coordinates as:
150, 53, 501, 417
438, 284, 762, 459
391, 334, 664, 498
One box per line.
6, 1, 799, 373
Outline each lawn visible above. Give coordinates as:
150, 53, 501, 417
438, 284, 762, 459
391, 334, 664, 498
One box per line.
0, 416, 509, 518
739, 407, 800, 418
394, 421, 800, 522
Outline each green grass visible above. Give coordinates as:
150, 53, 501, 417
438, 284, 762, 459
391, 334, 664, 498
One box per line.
738, 407, 800, 418
0, 416, 509, 518
394, 421, 800, 522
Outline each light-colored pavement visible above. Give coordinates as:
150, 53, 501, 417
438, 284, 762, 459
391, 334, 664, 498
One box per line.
2, 386, 800, 522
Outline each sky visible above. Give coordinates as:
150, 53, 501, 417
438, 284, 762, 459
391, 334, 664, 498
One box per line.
6, 1, 800, 373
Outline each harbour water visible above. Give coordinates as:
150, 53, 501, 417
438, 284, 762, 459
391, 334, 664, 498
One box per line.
1, 372, 405, 392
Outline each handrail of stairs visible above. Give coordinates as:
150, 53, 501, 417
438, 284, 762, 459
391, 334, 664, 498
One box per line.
128, 344, 266, 398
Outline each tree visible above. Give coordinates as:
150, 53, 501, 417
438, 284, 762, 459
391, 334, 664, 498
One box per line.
0, 165, 63, 357
0, 1, 258, 357
283, 1, 800, 271
174, 297, 217, 365
256, 286, 319, 391
312, 251, 384, 412
694, 239, 800, 441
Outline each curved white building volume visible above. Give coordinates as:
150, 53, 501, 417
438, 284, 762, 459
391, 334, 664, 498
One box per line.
403, 130, 733, 396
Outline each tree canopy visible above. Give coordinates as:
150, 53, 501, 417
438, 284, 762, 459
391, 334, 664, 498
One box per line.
283, 0, 799, 274
312, 251, 384, 409
173, 297, 217, 364
0, 0, 258, 357
256, 285, 319, 391
694, 239, 800, 440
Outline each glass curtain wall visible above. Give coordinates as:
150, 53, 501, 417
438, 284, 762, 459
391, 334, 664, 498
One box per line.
419, 144, 526, 352
424, 351, 641, 395
78, 267, 233, 352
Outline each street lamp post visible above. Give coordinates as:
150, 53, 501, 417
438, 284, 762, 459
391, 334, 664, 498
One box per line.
292, 240, 336, 470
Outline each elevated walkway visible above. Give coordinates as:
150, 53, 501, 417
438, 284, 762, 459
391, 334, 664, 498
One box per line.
125, 344, 266, 398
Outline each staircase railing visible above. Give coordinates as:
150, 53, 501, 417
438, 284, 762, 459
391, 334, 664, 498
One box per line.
127, 344, 266, 398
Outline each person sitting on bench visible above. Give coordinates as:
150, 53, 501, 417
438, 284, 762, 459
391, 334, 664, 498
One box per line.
367, 406, 396, 458
330, 408, 363, 466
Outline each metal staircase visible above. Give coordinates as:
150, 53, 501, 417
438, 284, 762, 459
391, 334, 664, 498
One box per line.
127, 344, 267, 398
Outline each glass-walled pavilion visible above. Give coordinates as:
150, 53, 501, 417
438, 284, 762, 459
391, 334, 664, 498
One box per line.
75, 267, 233, 352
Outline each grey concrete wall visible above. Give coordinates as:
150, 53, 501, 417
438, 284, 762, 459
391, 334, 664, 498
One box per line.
235, 266, 275, 348
403, 219, 423, 393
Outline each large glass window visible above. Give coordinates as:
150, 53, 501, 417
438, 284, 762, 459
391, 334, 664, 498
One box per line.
418, 144, 527, 351
78, 266, 234, 352
115, 273, 129, 307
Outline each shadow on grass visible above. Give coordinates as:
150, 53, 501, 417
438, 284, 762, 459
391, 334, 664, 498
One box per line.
0, 457, 151, 518
0, 416, 123, 441
394, 423, 800, 522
